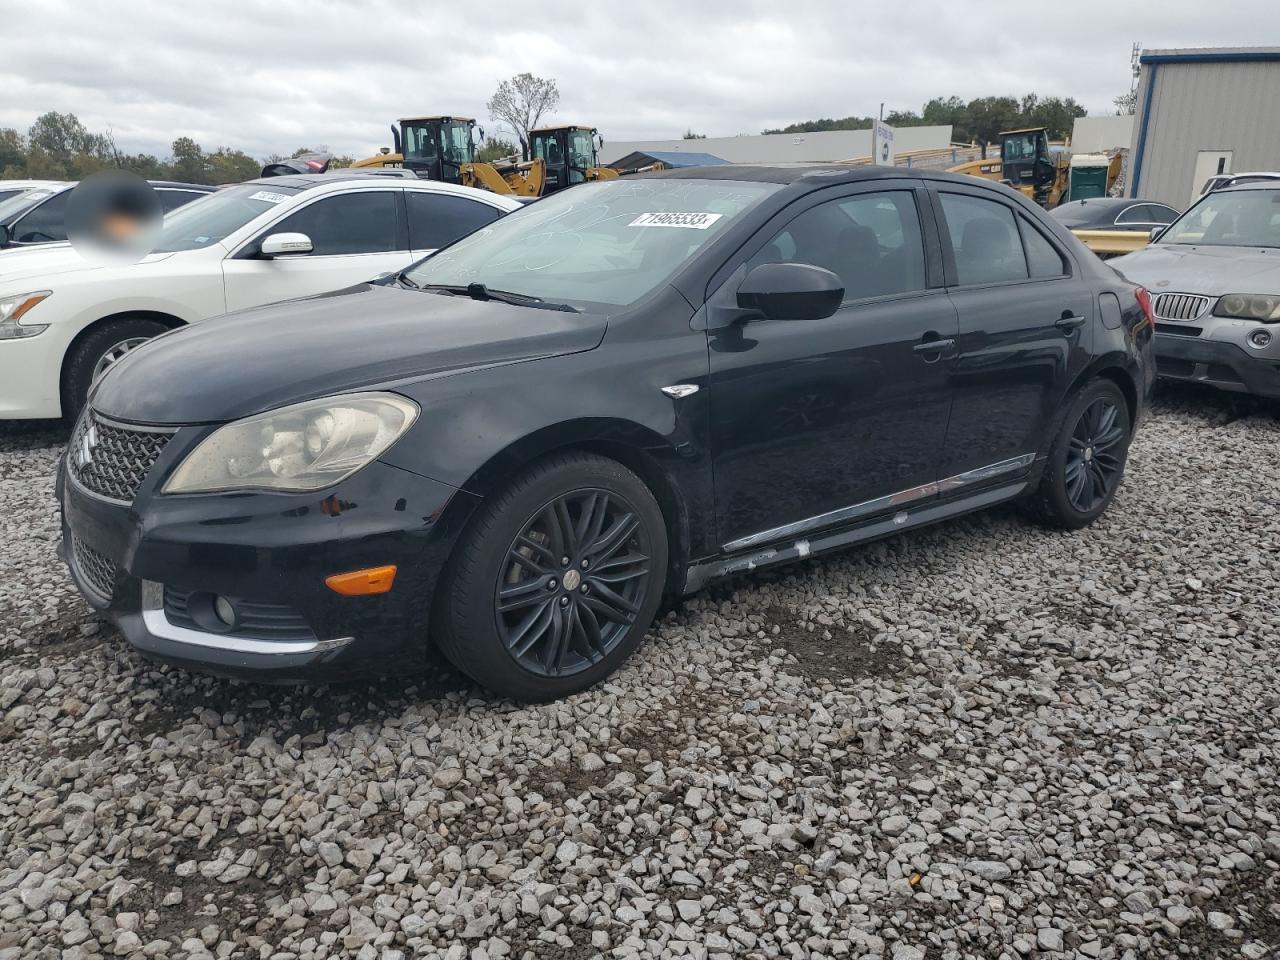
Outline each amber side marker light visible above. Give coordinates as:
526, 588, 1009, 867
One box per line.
325, 565, 398, 596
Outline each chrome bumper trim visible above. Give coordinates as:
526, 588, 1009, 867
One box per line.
140, 581, 353, 656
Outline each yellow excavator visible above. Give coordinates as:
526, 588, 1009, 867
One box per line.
352, 116, 617, 198
947, 127, 1121, 208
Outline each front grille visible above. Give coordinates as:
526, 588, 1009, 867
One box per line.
163, 587, 317, 642
1155, 323, 1203, 337
68, 411, 173, 503
71, 533, 116, 603
1153, 293, 1210, 322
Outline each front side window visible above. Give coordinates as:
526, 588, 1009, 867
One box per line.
407, 192, 502, 249
403, 123, 438, 161
1161, 189, 1280, 248
439, 122, 472, 165
153, 183, 303, 253
939, 193, 1028, 285
269, 191, 399, 256
12, 190, 71, 243
1003, 135, 1038, 162
407, 178, 780, 308
751, 191, 927, 301
159, 189, 206, 214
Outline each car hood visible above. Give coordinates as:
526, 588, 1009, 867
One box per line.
91, 282, 608, 424
0, 243, 178, 286
1111, 244, 1280, 295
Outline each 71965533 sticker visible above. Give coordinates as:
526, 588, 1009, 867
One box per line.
629, 212, 724, 229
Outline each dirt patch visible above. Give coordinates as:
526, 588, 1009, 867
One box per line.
760, 605, 906, 683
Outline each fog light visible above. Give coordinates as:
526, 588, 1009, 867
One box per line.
1248, 329, 1273, 349
213, 595, 236, 626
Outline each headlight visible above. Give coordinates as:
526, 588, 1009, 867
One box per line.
0, 291, 52, 339
163, 392, 419, 494
1213, 294, 1280, 322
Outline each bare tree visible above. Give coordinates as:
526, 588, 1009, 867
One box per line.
487, 73, 560, 160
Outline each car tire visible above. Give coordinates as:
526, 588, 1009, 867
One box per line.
63, 317, 169, 422
432, 452, 669, 702
1026, 378, 1132, 530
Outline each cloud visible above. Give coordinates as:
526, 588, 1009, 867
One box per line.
1, 0, 1277, 161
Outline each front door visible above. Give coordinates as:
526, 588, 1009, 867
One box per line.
707, 185, 958, 550
222, 190, 410, 313
931, 187, 1093, 481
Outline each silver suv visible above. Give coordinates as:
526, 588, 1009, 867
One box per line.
1111, 183, 1280, 399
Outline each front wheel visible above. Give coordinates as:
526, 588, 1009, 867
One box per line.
432, 452, 669, 701
62, 317, 169, 421
1027, 379, 1132, 529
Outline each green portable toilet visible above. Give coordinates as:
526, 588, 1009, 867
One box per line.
1068, 154, 1112, 201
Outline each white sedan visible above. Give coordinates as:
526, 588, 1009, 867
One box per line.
0, 174, 522, 420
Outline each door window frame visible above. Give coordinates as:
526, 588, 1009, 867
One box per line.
403, 187, 509, 250
702, 180, 948, 321
930, 185, 1077, 290
230, 187, 407, 260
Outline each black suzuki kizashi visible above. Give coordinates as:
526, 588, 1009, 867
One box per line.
59, 166, 1154, 701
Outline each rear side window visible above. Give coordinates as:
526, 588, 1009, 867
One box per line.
1020, 218, 1068, 278
1116, 204, 1155, 225
159, 189, 207, 213
751, 190, 927, 301
12, 190, 71, 243
269, 191, 399, 255
939, 193, 1028, 285
407, 192, 503, 249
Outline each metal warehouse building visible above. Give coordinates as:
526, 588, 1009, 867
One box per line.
1128, 47, 1280, 208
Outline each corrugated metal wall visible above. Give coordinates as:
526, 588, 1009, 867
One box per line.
1129, 53, 1280, 208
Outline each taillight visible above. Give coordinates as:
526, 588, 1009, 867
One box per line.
1134, 287, 1154, 326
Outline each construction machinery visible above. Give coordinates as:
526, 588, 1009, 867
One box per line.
947, 127, 1121, 208
352, 116, 620, 198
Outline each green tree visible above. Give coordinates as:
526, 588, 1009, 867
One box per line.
1021, 95, 1086, 140
169, 136, 209, 183
965, 96, 1020, 156
1113, 91, 1137, 116
476, 137, 518, 163
682, 129, 707, 140
883, 110, 922, 127
207, 147, 260, 184
487, 73, 560, 160
0, 128, 25, 174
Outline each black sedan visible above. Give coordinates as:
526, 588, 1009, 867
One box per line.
1050, 197, 1180, 233
59, 166, 1155, 701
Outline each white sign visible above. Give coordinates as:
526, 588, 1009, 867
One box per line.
248, 191, 291, 204
629, 212, 723, 230
871, 120, 896, 167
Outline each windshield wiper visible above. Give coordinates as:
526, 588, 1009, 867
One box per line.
416, 282, 578, 312
396, 271, 420, 289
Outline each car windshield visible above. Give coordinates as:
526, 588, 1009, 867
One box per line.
1160, 188, 1280, 249
151, 183, 303, 253
0, 188, 60, 223
405, 178, 780, 308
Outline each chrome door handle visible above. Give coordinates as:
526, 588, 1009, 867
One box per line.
913, 338, 955, 354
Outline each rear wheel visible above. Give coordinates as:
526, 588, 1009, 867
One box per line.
433, 452, 668, 701
1027, 379, 1131, 529
62, 317, 169, 421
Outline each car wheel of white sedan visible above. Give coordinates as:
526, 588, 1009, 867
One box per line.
63, 317, 171, 422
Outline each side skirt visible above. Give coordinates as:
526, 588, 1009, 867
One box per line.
682, 480, 1027, 594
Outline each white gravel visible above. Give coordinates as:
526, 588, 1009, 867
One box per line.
2, 386, 1279, 960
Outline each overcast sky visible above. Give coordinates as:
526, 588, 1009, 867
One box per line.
2, 0, 1278, 161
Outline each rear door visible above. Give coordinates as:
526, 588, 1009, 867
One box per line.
932, 186, 1093, 481
221, 189, 409, 312
706, 182, 959, 549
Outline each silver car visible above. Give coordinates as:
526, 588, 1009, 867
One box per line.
1112, 183, 1280, 399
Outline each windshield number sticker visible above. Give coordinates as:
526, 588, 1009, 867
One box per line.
249, 191, 291, 204
629, 212, 723, 230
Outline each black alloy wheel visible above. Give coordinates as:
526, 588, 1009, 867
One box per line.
432, 452, 668, 702
1064, 397, 1126, 512
1027, 377, 1131, 530
496, 489, 651, 677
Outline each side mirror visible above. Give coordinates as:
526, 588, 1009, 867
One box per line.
737, 262, 844, 321
260, 232, 313, 258
1148, 226, 1164, 243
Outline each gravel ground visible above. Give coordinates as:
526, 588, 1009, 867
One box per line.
2, 385, 1279, 960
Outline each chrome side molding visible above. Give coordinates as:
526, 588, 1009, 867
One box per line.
723, 453, 1035, 552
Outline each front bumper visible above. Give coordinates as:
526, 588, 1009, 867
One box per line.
1154, 332, 1280, 399
58, 440, 478, 682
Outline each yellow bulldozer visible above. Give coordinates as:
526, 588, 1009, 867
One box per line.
352, 116, 617, 198
947, 127, 1119, 208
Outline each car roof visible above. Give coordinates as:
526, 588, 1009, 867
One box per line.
241, 172, 522, 206
147, 181, 216, 191
1219, 181, 1280, 193
648, 163, 1013, 192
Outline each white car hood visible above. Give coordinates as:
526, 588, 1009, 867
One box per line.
1112, 244, 1280, 295
0, 243, 177, 287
